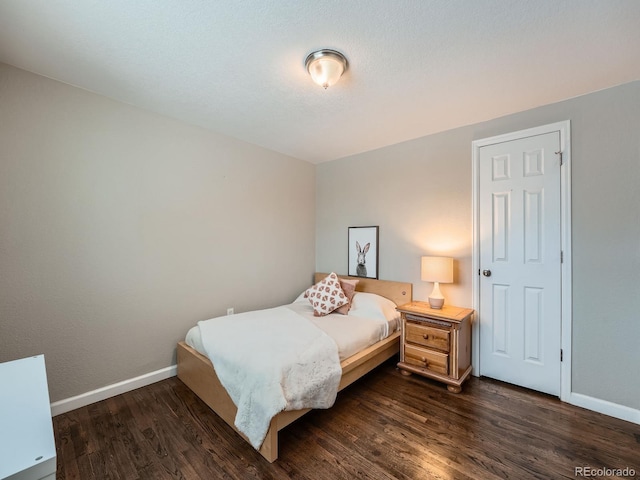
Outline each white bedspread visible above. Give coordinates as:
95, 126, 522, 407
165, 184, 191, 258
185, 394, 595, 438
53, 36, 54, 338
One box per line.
197, 305, 341, 449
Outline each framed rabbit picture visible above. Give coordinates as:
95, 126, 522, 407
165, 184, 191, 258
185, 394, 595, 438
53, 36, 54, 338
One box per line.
348, 226, 379, 279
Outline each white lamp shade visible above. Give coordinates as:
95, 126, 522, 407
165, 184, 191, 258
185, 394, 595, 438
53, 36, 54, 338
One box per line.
421, 256, 453, 284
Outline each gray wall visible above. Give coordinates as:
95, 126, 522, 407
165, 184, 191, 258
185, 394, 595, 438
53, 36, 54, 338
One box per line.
2, 59, 638, 412
0, 63, 316, 402
317, 81, 640, 410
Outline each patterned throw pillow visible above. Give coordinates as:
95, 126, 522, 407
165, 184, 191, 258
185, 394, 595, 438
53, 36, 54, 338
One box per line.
305, 272, 349, 316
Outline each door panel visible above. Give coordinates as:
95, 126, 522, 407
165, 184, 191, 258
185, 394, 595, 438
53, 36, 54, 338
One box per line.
479, 131, 561, 396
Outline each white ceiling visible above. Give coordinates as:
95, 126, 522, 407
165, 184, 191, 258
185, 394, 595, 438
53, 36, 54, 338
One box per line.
1, 1, 639, 163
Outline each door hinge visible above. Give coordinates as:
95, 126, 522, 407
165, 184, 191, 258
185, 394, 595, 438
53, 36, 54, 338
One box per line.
556, 150, 563, 166
561, 349, 563, 362
561, 251, 564, 263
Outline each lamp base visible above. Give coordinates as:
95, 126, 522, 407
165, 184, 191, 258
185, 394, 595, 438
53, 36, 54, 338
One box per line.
428, 281, 445, 309
428, 297, 444, 309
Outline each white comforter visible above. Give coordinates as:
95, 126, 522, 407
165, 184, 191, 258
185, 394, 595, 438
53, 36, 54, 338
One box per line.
197, 305, 342, 449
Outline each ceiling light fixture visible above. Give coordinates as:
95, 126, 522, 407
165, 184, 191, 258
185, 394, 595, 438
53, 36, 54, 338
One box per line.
305, 49, 348, 89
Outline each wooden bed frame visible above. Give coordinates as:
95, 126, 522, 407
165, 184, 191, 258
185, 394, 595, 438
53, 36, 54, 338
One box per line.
176, 273, 412, 462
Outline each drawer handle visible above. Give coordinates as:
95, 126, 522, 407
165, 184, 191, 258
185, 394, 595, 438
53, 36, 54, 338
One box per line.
422, 334, 429, 339
420, 357, 428, 365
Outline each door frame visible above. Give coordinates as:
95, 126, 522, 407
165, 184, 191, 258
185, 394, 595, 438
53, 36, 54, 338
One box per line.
471, 121, 572, 401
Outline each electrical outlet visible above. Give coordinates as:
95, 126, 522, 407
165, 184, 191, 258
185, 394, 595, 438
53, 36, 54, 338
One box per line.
226, 307, 234, 316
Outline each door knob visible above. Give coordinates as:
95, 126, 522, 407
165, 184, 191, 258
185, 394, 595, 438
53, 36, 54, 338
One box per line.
482, 269, 492, 277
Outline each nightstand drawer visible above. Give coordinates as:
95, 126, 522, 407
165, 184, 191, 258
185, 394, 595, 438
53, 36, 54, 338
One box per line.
406, 322, 450, 352
404, 344, 449, 375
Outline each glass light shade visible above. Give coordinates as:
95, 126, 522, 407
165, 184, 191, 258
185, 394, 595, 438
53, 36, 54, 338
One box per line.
305, 49, 348, 89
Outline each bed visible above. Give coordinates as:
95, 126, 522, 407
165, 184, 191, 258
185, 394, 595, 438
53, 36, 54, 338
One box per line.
176, 272, 412, 462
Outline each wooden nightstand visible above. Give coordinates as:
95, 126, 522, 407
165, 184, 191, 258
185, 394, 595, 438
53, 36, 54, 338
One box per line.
396, 301, 473, 393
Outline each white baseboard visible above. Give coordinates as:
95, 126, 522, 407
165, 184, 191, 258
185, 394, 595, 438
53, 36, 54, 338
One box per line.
50, 365, 177, 416
49, 364, 640, 427
567, 392, 640, 425
472, 369, 639, 425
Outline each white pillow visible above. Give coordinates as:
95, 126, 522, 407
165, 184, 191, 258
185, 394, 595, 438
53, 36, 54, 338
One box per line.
348, 292, 400, 323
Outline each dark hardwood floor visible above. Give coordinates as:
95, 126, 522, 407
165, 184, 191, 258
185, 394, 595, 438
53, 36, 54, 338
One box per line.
53, 360, 640, 479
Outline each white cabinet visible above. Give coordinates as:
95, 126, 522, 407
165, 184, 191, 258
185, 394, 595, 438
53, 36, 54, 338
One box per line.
0, 355, 56, 480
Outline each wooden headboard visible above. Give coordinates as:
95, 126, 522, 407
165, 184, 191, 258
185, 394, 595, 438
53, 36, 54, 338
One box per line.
314, 272, 412, 306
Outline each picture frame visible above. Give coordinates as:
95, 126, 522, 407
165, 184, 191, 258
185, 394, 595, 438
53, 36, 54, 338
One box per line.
348, 226, 379, 279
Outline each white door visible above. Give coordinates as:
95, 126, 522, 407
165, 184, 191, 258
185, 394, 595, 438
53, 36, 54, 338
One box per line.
479, 131, 562, 396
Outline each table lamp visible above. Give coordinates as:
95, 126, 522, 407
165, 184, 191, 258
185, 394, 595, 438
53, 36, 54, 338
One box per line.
421, 256, 453, 309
